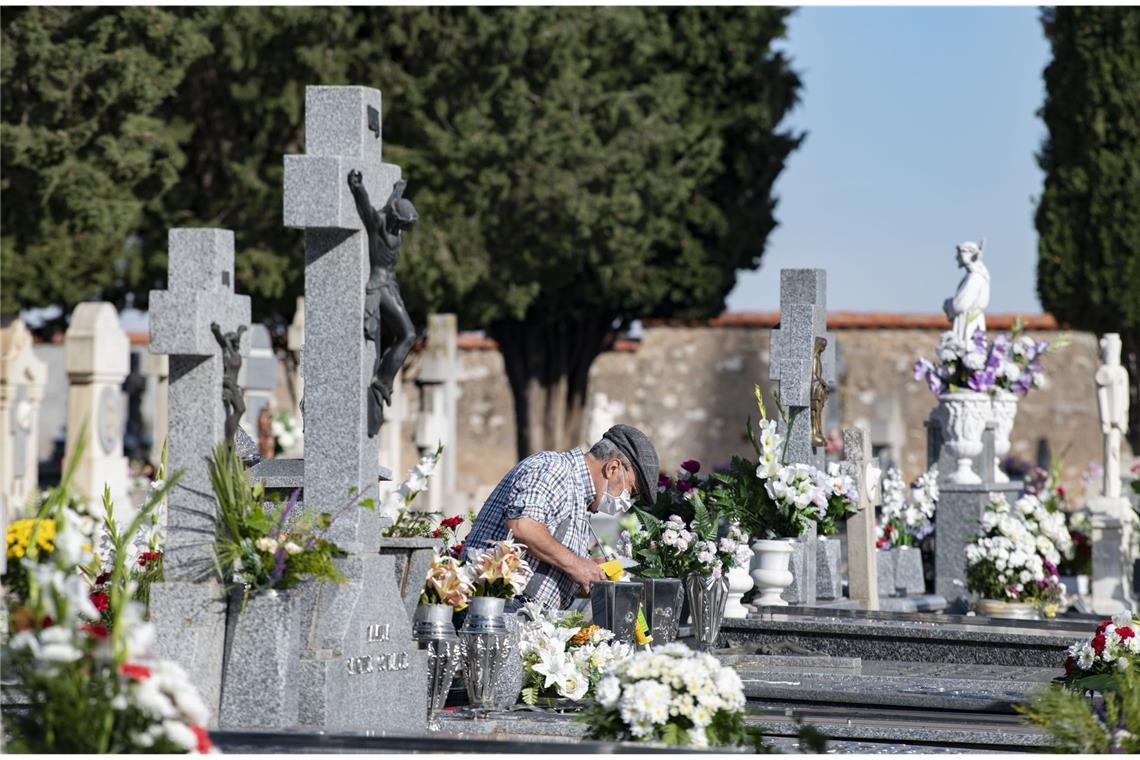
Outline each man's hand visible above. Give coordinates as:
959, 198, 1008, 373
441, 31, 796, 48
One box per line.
567, 554, 606, 596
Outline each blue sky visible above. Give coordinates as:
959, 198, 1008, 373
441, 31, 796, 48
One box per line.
726, 6, 1051, 315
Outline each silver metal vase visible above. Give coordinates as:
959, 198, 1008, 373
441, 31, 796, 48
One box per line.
589, 581, 645, 644
458, 596, 512, 708
412, 603, 464, 716
633, 576, 684, 643
684, 572, 729, 650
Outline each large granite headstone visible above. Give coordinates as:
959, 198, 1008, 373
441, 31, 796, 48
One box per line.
0, 318, 48, 512
770, 269, 835, 606
278, 84, 427, 733
148, 228, 252, 725
63, 302, 131, 515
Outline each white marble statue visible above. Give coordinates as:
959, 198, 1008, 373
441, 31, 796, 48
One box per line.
1095, 333, 1130, 500
942, 241, 991, 342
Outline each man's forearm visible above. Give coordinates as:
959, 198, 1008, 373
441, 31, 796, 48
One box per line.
507, 518, 580, 574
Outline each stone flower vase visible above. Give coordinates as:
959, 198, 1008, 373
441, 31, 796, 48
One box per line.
750, 539, 794, 607
684, 572, 729, 650
990, 389, 1020, 483
458, 595, 512, 708
634, 576, 685, 641
412, 603, 464, 716
936, 390, 991, 484
724, 564, 754, 619
219, 585, 316, 729
977, 598, 1040, 620
891, 546, 925, 595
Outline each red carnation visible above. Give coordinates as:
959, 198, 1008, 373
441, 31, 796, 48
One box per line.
119, 663, 152, 681
876, 538, 888, 549
1091, 633, 1106, 654
681, 460, 701, 474
90, 591, 109, 613
190, 724, 213, 753
431, 530, 442, 539
1117, 626, 1135, 640
440, 516, 464, 529
94, 572, 111, 586
1097, 620, 1112, 635
449, 543, 463, 558
81, 623, 109, 639
1056, 487, 1066, 498
1064, 654, 1074, 674
41, 615, 54, 629
138, 551, 161, 567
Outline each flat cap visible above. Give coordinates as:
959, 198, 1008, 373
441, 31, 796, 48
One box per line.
602, 424, 660, 506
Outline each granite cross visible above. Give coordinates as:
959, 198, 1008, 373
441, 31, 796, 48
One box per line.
149, 228, 251, 580
768, 268, 836, 606
283, 85, 399, 550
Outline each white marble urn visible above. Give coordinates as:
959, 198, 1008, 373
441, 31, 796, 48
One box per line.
937, 390, 991, 484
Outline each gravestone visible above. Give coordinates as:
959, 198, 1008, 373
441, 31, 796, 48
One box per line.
842, 427, 880, 610
415, 313, 460, 516
769, 269, 835, 606
63, 302, 131, 515
0, 318, 48, 513
148, 228, 252, 724
141, 351, 169, 460
280, 84, 427, 733
239, 323, 277, 439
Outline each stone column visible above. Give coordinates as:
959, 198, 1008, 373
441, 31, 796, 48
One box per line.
141, 352, 169, 463
842, 427, 880, 611
0, 318, 48, 512
63, 302, 131, 516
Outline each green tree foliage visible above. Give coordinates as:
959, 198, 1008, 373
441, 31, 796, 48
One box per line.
1036, 7, 1140, 450
3, 8, 801, 455
1, 7, 210, 316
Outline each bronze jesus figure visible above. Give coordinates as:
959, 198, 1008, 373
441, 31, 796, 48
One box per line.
348, 169, 419, 437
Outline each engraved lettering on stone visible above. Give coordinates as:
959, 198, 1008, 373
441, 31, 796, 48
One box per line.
367, 623, 391, 643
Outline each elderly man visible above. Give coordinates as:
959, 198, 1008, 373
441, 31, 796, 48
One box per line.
461, 424, 659, 613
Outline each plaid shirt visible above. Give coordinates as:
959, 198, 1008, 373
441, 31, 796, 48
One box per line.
461, 448, 596, 612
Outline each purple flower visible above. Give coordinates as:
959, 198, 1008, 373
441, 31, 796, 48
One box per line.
676, 478, 693, 494
681, 459, 701, 474
1035, 340, 1050, 357
967, 369, 996, 393
1012, 375, 1032, 396
657, 473, 673, 491
927, 373, 946, 395
913, 357, 934, 381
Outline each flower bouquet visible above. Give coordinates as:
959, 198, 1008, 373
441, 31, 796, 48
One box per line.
913, 323, 1066, 398
965, 494, 1072, 617
644, 459, 716, 523
518, 605, 631, 704
270, 410, 303, 456
380, 442, 445, 538
420, 552, 473, 610
210, 443, 366, 598
581, 642, 759, 749
878, 466, 938, 549
4, 449, 214, 753
1061, 612, 1140, 692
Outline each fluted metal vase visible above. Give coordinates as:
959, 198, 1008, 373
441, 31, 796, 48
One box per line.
633, 577, 684, 643
412, 603, 464, 716
458, 596, 513, 708
684, 572, 729, 650
590, 581, 645, 644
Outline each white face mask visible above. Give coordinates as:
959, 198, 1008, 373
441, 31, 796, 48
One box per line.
598, 464, 635, 515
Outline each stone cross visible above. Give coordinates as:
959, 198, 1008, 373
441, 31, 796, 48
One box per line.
415, 313, 461, 516
842, 427, 880, 611
277, 84, 427, 734
238, 323, 277, 439
146, 228, 250, 725
283, 85, 400, 547
149, 228, 251, 579
0, 318, 47, 513
63, 302, 131, 516
769, 269, 835, 606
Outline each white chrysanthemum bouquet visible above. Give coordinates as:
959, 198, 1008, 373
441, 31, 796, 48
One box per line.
582, 642, 757, 749
518, 605, 632, 703
878, 465, 938, 548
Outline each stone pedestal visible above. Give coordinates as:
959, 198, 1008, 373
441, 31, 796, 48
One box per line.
379, 536, 439, 622
935, 481, 1021, 612
150, 581, 229, 728
876, 549, 897, 598
1089, 496, 1135, 614
781, 525, 818, 605
63, 302, 131, 515
893, 546, 925, 596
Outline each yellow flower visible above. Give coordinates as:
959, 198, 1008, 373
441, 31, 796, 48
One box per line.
571, 625, 600, 647
6, 518, 56, 560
